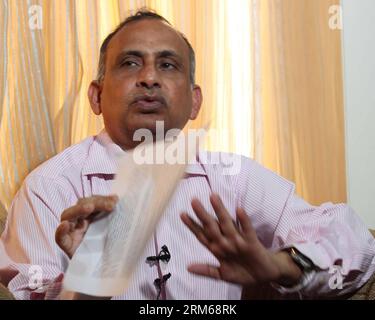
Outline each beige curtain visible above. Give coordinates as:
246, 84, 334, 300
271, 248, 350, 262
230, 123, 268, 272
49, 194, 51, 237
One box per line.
259, 0, 346, 205
0, 0, 346, 218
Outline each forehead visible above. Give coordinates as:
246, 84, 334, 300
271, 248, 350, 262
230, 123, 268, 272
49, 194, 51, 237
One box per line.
106, 19, 190, 60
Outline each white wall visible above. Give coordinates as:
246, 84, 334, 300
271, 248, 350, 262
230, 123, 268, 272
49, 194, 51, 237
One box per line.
342, 0, 375, 228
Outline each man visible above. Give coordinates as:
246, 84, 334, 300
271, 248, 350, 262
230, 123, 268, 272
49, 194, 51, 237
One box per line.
1, 10, 374, 300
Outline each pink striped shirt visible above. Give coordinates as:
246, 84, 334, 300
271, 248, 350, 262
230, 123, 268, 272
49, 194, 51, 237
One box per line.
1, 130, 374, 299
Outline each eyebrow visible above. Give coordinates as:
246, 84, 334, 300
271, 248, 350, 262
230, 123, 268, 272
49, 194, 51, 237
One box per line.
156, 50, 181, 60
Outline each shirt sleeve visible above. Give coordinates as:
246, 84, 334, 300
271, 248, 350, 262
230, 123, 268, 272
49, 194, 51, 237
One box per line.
236, 156, 375, 298
0, 174, 72, 300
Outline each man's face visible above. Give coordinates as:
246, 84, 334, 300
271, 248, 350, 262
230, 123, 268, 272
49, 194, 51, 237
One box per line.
89, 19, 202, 150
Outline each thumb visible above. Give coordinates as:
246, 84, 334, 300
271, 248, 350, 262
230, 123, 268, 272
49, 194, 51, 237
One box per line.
55, 221, 73, 258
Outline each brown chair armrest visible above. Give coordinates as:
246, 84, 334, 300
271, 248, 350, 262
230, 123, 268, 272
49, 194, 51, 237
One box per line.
0, 283, 14, 300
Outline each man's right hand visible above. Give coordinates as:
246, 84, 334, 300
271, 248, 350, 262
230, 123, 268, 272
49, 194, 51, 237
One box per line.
55, 195, 118, 259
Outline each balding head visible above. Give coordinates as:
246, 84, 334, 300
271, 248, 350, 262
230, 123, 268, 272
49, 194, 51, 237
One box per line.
97, 9, 196, 85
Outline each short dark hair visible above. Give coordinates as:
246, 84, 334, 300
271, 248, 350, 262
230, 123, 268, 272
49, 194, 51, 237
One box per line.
96, 9, 196, 84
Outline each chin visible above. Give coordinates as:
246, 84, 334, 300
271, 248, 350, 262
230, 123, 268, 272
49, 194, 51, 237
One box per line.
128, 114, 169, 134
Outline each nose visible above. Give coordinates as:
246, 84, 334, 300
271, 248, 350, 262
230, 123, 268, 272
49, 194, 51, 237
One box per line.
136, 64, 161, 90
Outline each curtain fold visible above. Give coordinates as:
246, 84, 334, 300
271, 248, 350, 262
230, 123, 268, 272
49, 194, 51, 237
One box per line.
0, 0, 346, 214
259, 0, 346, 204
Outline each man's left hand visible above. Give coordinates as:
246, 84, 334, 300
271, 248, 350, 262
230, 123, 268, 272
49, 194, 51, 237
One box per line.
180, 194, 302, 287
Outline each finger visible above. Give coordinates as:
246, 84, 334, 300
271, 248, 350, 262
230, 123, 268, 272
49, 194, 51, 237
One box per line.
181, 213, 238, 260
187, 264, 222, 280
210, 194, 238, 237
61, 195, 118, 222
55, 221, 73, 256
236, 207, 257, 240
180, 213, 210, 247
191, 198, 222, 240
75, 217, 89, 231
54, 273, 64, 283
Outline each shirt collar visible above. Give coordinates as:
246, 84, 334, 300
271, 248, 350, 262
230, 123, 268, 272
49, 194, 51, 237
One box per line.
82, 130, 207, 177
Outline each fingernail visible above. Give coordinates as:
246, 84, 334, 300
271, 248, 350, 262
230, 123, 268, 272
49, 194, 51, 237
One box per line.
211, 193, 219, 201
105, 200, 113, 210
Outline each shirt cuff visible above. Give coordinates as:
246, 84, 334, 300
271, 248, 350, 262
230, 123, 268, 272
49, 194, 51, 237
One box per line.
30, 273, 64, 300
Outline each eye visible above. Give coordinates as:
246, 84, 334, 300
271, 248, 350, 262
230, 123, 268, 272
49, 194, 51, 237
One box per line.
160, 62, 176, 70
121, 60, 139, 67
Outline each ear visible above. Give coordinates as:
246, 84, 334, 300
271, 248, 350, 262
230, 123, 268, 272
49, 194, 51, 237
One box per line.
88, 81, 102, 115
189, 85, 202, 120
